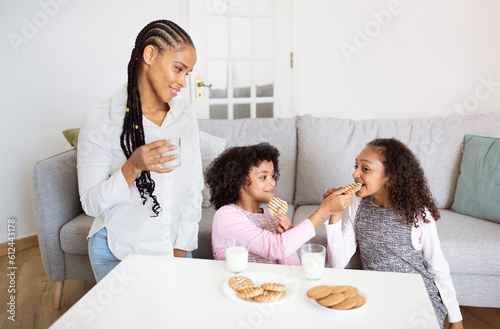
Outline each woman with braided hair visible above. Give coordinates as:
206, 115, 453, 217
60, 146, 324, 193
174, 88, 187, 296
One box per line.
77, 20, 202, 281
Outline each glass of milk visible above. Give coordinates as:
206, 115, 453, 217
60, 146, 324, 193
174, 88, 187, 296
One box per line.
157, 137, 181, 169
225, 238, 249, 273
300, 244, 326, 280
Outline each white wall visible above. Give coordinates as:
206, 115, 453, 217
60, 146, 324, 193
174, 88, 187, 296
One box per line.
3, 0, 500, 243
0, 0, 181, 243
297, 0, 500, 119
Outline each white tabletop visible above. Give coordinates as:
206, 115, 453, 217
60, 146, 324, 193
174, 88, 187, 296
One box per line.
51, 255, 440, 329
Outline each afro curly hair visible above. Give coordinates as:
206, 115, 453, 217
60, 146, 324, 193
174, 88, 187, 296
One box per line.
205, 142, 280, 210
367, 138, 440, 227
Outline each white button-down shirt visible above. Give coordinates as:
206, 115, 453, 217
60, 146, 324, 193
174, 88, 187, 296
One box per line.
77, 84, 203, 260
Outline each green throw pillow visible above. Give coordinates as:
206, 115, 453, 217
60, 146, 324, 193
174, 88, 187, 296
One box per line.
451, 134, 500, 223
62, 128, 80, 149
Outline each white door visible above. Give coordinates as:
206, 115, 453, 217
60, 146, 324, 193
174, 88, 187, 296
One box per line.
186, 0, 294, 119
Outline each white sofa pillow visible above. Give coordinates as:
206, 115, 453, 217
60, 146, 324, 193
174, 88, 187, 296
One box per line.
199, 131, 227, 208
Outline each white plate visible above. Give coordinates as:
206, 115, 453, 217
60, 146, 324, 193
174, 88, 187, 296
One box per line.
223, 272, 299, 305
310, 290, 367, 312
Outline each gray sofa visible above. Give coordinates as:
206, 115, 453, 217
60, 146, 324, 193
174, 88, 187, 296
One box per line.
33, 113, 500, 309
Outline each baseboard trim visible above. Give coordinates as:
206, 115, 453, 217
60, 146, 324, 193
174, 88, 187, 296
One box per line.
0, 234, 39, 256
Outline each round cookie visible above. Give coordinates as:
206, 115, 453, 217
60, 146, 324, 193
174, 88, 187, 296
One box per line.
343, 285, 358, 298
268, 197, 288, 216
228, 276, 253, 292
330, 296, 357, 310
261, 283, 286, 292
318, 293, 346, 307
350, 294, 366, 309
307, 285, 333, 299
237, 287, 264, 299
330, 285, 348, 294
343, 183, 362, 195
253, 290, 282, 303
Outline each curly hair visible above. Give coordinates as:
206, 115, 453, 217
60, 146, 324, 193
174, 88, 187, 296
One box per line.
367, 138, 440, 227
205, 142, 280, 210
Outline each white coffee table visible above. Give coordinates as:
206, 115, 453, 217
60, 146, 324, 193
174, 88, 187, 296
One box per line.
50, 254, 440, 329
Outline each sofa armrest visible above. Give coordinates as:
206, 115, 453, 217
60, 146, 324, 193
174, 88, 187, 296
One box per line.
32, 149, 83, 282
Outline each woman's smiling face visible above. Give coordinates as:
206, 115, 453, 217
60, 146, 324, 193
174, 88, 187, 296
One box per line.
142, 44, 197, 104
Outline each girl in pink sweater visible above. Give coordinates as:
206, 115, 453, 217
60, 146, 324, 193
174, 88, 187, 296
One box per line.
205, 142, 352, 265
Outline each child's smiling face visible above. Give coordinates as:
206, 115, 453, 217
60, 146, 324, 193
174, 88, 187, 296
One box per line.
240, 160, 276, 204
352, 146, 391, 206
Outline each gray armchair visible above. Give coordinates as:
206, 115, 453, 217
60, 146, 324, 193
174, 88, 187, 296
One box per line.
32, 149, 95, 309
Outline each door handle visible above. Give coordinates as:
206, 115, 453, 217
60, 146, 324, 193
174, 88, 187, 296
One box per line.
195, 75, 212, 102
197, 82, 213, 88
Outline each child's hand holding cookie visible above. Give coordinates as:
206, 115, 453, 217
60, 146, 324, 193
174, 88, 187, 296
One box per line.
323, 188, 337, 200
319, 186, 352, 224
274, 212, 293, 234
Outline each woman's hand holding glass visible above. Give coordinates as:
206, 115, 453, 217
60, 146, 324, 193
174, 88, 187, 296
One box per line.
121, 139, 179, 186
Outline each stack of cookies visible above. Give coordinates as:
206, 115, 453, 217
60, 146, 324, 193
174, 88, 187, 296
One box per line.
229, 275, 286, 303
306, 285, 366, 310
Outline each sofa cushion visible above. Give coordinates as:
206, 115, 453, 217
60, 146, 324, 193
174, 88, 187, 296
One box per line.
198, 117, 297, 204
295, 113, 500, 208
193, 206, 218, 259
436, 210, 500, 276
450, 273, 500, 308
60, 213, 94, 255
451, 135, 500, 223
199, 131, 227, 208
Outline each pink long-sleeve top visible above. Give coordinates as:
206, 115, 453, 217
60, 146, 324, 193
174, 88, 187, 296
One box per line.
212, 204, 316, 265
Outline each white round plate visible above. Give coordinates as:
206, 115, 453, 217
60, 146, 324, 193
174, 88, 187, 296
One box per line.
309, 290, 367, 312
223, 271, 299, 305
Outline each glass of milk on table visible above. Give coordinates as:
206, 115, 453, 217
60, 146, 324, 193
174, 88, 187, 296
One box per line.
225, 238, 249, 273
157, 137, 181, 169
300, 244, 326, 280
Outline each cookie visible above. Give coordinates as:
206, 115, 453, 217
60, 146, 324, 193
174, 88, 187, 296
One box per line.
343, 285, 358, 298
253, 290, 283, 303
306, 285, 333, 299
318, 293, 346, 307
349, 294, 366, 309
310, 284, 365, 310
228, 276, 253, 292
343, 183, 362, 195
261, 283, 287, 292
330, 296, 358, 310
330, 285, 348, 294
237, 287, 264, 299
268, 197, 288, 216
